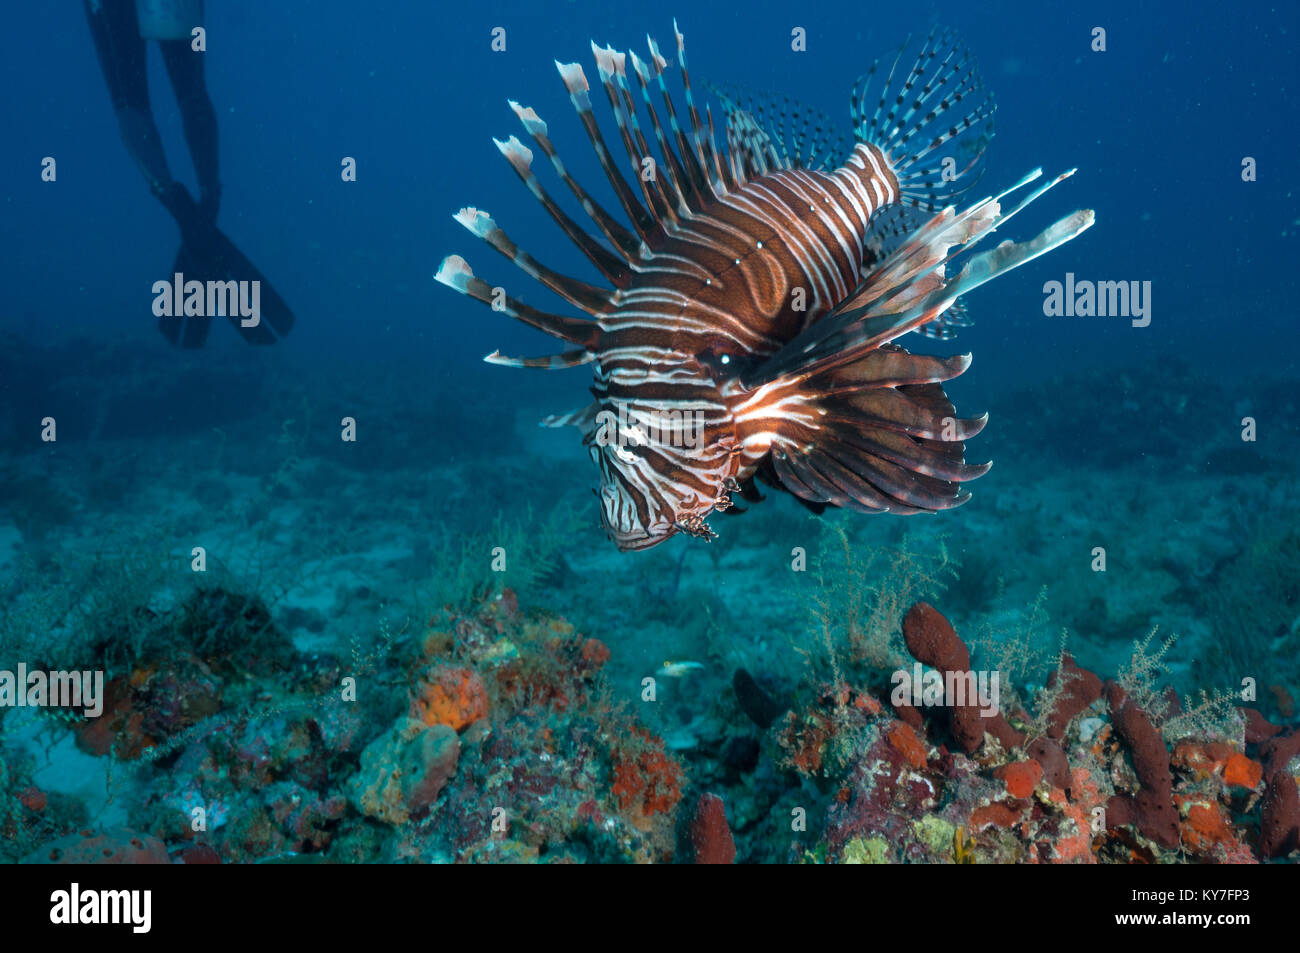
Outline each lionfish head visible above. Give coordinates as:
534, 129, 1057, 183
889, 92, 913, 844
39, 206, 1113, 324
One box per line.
584, 355, 738, 552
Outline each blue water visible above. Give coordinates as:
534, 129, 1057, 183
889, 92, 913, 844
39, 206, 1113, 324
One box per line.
4, 2, 1296, 382
0, 1, 1296, 865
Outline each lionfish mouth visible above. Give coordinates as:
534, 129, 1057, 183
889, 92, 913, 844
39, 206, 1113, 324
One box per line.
594, 448, 685, 551
436, 22, 1094, 551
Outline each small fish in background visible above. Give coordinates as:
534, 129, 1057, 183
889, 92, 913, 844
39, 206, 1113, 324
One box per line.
437, 22, 1093, 551
656, 659, 704, 678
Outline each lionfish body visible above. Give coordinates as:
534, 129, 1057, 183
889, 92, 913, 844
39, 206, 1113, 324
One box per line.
438, 23, 1093, 551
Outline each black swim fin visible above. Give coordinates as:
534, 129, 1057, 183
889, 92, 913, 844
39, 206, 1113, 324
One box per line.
159, 214, 296, 347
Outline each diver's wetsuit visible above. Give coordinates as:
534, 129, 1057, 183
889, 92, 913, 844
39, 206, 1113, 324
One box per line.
83, 0, 220, 225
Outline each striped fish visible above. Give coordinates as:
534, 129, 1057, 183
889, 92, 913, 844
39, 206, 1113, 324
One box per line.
437, 23, 1093, 551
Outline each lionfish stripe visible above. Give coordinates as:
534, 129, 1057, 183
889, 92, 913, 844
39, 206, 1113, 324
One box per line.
797, 171, 869, 245
756, 173, 868, 283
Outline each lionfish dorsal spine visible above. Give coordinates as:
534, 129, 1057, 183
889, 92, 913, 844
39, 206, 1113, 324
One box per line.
553, 61, 659, 256
644, 34, 714, 212
703, 103, 736, 193
590, 43, 679, 241
451, 207, 615, 318
491, 131, 630, 287
669, 20, 723, 200
516, 78, 645, 266
434, 254, 599, 350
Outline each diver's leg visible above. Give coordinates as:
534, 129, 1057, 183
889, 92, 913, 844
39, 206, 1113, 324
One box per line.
160, 30, 220, 223
82, 0, 191, 217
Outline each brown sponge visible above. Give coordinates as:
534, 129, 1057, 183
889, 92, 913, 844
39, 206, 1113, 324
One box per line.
1105, 681, 1179, 849
902, 602, 1025, 754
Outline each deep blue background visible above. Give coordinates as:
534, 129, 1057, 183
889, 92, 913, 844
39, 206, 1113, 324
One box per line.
2, 1, 1295, 409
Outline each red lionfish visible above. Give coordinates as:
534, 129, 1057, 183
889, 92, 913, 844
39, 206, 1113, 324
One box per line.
437, 23, 1093, 551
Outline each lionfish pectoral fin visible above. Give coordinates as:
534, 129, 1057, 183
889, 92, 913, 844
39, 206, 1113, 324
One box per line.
738, 168, 1093, 519
749, 169, 1094, 385
540, 403, 599, 436
864, 204, 976, 340
746, 343, 991, 516
484, 349, 594, 369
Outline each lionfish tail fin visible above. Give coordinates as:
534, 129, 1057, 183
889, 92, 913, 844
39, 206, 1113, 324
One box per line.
852, 28, 996, 210
737, 344, 990, 514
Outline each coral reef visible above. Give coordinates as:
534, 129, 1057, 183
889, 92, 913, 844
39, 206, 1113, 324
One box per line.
2, 533, 1294, 865
7, 589, 698, 863
769, 601, 1292, 864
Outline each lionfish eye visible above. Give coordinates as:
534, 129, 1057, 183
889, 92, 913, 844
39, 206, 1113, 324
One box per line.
697, 347, 734, 374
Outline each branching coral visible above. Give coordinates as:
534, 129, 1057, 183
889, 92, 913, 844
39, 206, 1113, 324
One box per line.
803, 520, 955, 675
